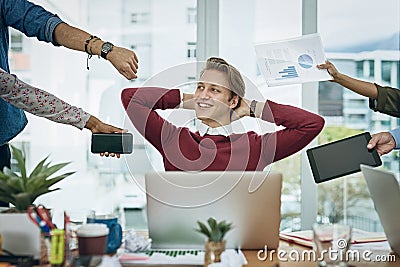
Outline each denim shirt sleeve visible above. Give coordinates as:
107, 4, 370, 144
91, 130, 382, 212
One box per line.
389, 128, 400, 149
1, 0, 64, 46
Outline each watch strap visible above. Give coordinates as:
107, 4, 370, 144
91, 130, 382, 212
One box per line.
250, 100, 257, 117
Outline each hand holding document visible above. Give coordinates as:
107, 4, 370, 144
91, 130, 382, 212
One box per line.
255, 33, 331, 86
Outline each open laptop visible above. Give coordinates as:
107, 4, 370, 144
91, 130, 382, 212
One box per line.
145, 171, 282, 250
360, 164, 400, 256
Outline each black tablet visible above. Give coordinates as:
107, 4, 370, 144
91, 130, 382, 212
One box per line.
91, 133, 133, 154
306, 132, 382, 183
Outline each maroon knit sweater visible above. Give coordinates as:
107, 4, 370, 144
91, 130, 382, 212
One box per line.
121, 87, 324, 171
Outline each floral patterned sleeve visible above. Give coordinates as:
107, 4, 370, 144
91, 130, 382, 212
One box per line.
0, 69, 90, 130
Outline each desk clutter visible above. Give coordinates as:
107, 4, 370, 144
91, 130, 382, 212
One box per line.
0, 205, 65, 266
121, 229, 247, 266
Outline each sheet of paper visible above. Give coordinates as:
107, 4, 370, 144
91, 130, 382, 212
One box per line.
280, 229, 387, 248
255, 33, 331, 86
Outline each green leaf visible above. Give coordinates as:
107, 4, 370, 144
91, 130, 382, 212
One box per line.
29, 156, 50, 178
11, 192, 33, 212
10, 145, 27, 180
31, 188, 59, 202
195, 221, 211, 238
207, 217, 217, 231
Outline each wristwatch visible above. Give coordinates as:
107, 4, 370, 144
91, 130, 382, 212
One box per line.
100, 42, 114, 59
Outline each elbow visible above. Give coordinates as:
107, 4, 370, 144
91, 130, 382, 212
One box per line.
305, 114, 325, 138
121, 88, 138, 109
315, 115, 325, 134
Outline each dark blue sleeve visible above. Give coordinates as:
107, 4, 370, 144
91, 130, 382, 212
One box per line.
1, 0, 64, 45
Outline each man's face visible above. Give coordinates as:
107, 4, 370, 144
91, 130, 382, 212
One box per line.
194, 69, 238, 127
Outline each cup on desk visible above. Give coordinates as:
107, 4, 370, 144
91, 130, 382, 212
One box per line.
313, 223, 352, 267
76, 223, 109, 255
86, 214, 123, 254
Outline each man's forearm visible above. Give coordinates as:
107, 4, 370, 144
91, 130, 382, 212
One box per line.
53, 22, 105, 56
335, 73, 378, 99
53, 22, 139, 80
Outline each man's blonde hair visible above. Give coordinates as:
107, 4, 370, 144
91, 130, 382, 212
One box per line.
200, 57, 245, 109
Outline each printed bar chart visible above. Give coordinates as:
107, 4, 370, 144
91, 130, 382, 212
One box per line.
277, 65, 299, 80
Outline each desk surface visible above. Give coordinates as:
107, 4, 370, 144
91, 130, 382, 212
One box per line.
243, 241, 400, 267
35, 241, 400, 267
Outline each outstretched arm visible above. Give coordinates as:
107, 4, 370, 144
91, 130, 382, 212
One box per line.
0, 69, 123, 133
53, 23, 139, 80
317, 61, 378, 99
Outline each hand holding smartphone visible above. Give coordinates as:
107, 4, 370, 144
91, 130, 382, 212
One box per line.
91, 133, 133, 154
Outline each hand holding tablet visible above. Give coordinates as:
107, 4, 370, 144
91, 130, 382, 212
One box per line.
306, 132, 382, 183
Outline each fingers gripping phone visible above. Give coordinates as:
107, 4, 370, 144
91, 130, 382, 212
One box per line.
91, 133, 133, 154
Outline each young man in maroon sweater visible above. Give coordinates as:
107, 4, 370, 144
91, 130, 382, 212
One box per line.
121, 57, 324, 171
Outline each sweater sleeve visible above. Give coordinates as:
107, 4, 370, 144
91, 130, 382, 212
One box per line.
0, 69, 90, 129
369, 84, 400, 118
121, 87, 181, 154
260, 100, 325, 162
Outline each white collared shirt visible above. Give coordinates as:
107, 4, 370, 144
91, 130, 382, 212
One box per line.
196, 119, 233, 137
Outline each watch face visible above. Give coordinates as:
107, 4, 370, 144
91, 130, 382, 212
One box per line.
102, 42, 113, 52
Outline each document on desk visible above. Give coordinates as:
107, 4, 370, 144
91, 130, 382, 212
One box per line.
280, 229, 387, 248
119, 249, 247, 266
255, 33, 331, 86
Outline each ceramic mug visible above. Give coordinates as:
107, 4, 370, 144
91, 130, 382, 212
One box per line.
86, 215, 122, 254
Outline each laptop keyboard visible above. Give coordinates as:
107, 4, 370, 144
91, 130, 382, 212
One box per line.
145, 249, 204, 257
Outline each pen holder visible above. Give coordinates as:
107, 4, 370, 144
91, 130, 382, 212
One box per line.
204, 240, 226, 267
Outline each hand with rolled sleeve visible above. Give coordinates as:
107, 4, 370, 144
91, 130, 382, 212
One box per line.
367, 131, 397, 156
53, 23, 139, 80
106, 46, 139, 80
317, 60, 378, 99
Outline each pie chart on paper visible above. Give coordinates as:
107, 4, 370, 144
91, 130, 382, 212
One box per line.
298, 54, 313, 69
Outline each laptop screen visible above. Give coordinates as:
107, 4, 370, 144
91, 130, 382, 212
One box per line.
361, 165, 400, 256
145, 171, 282, 250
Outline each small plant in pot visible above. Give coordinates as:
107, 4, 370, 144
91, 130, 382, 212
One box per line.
0, 145, 75, 213
195, 217, 233, 266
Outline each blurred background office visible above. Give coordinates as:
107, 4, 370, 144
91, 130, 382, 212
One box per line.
9, 0, 399, 232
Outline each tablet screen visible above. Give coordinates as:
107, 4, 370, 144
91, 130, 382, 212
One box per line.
307, 132, 382, 183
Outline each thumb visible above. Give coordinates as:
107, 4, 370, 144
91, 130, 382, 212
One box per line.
367, 136, 378, 149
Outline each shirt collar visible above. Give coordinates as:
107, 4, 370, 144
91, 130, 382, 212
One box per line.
196, 119, 233, 137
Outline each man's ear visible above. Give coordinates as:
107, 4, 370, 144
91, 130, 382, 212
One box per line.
229, 95, 239, 109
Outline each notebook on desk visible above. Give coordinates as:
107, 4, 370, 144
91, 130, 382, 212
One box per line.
145, 171, 282, 250
361, 164, 400, 256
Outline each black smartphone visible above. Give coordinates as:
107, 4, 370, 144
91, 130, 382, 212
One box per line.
306, 132, 382, 183
91, 133, 133, 154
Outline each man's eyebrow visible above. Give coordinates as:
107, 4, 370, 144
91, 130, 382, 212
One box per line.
198, 81, 226, 89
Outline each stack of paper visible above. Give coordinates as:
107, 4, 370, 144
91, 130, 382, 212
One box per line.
280, 228, 387, 248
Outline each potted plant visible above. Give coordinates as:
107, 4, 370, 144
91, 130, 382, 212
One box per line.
0, 145, 74, 259
0, 145, 74, 213
195, 217, 233, 266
